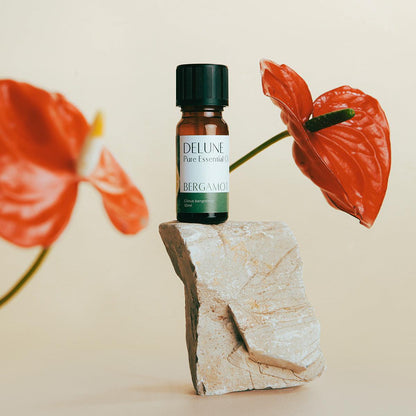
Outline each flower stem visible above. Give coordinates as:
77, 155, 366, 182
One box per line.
0, 247, 50, 308
229, 130, 290, 172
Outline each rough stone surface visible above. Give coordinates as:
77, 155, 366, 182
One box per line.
159, 221, 325, 396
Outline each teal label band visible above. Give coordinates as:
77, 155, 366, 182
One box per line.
177, 192, 228, 214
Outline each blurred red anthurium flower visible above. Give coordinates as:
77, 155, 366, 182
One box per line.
0, 80, 149, 248
260, 59, 391, 227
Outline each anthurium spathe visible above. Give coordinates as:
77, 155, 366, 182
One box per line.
231, 59, 391, 228
0, 80, 148, 307
260, 59, 391, 227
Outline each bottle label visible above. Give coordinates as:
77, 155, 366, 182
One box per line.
177, 135, 229, 214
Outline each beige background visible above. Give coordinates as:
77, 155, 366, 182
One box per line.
0, 0, 415, 414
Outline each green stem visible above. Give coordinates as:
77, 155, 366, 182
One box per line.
0, 247, 50, 308
230, 130, 290, 172
229, 108, 356, 172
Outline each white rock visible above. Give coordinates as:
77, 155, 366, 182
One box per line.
159, 221, 325, 395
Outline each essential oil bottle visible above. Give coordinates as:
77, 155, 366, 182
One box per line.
176, 63, 229, 224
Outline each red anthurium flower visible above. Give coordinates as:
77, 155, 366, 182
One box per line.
0, 80, 148, 248
260, 59, 391, 227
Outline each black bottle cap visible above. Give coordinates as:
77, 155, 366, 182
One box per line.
176, 63, 228, 107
